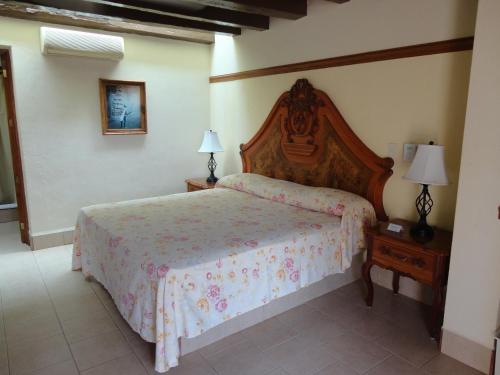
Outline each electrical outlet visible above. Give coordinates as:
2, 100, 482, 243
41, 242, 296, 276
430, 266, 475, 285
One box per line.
403, 143, 417, 161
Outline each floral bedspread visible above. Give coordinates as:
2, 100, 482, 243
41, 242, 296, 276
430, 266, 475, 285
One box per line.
72, 174, 376, 373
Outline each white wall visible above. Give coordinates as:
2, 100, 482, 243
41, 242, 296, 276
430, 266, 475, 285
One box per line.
442, 0, 500, 372
211, 0, 477, 75
210, 0, 476, 303
0, 17, 211, 235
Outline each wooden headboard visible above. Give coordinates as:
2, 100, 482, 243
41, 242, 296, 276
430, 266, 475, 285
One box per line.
240, 79, 394, 221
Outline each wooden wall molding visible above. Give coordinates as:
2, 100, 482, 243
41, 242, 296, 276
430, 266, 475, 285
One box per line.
209, 37, 474, 83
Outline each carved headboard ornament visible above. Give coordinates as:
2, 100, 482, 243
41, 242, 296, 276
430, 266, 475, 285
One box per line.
240, 79, 394, 221
280, 79, 324, 162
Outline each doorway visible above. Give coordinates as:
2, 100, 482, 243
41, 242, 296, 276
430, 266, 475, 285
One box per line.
0, 49, 29, 245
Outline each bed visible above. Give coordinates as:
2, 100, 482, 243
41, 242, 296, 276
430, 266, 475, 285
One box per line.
72, 79, 393, 373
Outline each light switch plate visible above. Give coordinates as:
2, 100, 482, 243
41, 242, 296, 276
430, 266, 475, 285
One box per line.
403, 143, 417, 161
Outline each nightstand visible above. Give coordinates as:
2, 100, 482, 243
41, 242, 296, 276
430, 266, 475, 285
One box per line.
363, 218, 452, 339
185, 178, 216, 192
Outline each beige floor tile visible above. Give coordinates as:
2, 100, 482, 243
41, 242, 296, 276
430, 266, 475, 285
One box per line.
206, 338, 277, 375
198, 332, 247, 358
41, 265, 81, 281
2, 292, 51, 311
93, 285, 118, 308
133, 340, 218, 375
5, 310, 62, 344
0, 277, 45, 296
0, 341, 7, 369
264, 335, 338, 375
322, 332, 391, 374
307, 292, 359, 321
33, 245, 72, 266
8, 334, 72, 375
25, 360, 79, 375
3, 300, 55, 326
161, 352, 217, 375
46, 277, 95, 300
332, 303, 383, 327
276, 304, 329, 332
107, 308, 143, 345
53, 292, 106, 322
375, 326, 439, 367
336, 279, 368, 298
241, 317, 298, 350
350, 312, 396, 341
70, 330, 131, 371
130, 339, 156, 373
422, 354, 483, 375
81, 354, 147, 375
299, 315, 348, 344
1, 283, 48, 302
62, 308, 117, 343
266, 370, 289, 375
365, 356, 422, 375
387, 302, 431, 335
314, 361, 358, 375
0, 365, 8, 375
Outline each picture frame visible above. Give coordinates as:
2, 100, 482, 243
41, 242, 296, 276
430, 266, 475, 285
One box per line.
99, 79, 147, 135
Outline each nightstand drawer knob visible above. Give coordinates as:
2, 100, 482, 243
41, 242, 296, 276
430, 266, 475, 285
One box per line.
380, 245, 426, 269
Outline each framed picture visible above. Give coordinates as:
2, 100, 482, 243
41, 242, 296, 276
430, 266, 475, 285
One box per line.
99, 79, 147, 135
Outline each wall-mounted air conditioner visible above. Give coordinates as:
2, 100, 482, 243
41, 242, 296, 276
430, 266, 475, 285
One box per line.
40, 27, 124, 61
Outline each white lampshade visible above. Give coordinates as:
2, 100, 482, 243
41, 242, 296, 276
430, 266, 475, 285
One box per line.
198, 130, 223, 153
404, 144, 449, 186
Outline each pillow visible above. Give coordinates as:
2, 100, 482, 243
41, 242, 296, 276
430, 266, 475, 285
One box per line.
216, 173, 371, 218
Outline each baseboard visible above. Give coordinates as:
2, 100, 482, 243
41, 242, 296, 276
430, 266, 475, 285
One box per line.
0, 207, 18, 223
441, 328, 492, 374
30, 227, 74, 250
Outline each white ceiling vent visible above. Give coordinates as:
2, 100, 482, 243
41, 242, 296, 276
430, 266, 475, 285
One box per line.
40, 27, 124, 61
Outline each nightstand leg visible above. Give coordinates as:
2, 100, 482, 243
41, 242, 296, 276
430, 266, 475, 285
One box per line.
362, 260, 374, 307
392, 271, 400, 294
430, 281, 444, 339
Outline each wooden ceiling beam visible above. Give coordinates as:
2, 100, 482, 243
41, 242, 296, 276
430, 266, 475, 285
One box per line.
0, 1, 215, 43
103, 0, 269, 30
183, 0, 307, 20
23, 0, 241, 35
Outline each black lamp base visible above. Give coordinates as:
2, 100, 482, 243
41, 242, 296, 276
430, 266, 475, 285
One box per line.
411, 184, 434, 243
410, 220, 434, 243
206, 174, 218, 184
206, 152, 218, 184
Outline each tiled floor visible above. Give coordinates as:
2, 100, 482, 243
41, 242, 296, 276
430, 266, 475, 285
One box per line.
0, 221, 482, 375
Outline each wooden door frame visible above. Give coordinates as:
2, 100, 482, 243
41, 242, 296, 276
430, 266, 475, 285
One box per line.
0, 49, 30, 245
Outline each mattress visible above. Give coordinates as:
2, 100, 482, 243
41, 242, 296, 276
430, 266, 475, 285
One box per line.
72, 174, 375, 372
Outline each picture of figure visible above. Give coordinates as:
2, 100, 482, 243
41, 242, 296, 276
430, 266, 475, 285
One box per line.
120, 105, 131, 128
100, 79, 147, 135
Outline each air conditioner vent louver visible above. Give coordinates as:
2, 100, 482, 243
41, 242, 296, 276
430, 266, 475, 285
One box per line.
40, 27, 124, 61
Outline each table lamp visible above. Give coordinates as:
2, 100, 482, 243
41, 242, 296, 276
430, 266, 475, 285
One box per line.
403, 142, 448, 242
198, 130, 223, 183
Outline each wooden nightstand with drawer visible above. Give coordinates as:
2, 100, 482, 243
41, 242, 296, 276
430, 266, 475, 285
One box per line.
362, 218, 452, 339
185, 178, 216, 192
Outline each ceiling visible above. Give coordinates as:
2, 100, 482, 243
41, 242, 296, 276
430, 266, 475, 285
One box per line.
0, 0, 349, 43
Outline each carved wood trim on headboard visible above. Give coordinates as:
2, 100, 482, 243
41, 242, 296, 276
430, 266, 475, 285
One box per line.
240, 79, 394, 221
